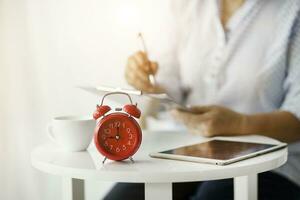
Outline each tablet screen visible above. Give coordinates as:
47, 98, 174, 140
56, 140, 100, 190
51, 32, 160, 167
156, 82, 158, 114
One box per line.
160, 140, 277, 160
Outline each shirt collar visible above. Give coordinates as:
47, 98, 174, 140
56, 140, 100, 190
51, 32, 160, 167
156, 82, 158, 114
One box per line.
225, 0, 260, 32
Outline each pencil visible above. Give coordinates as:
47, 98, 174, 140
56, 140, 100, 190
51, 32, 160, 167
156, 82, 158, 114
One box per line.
137, 32, 156, 86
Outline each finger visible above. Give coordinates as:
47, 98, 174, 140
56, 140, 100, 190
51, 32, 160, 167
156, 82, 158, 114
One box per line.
133, 51, 150, 72
186, 121, 213, 137
172, 109, 214, 136
126, 76, 147, 91
125, 71, 151, 89
188, 127, 202, 135
172, 110, 212, 136
187, 119, 207, 131
172, 109, 191, 120
127, 55, 147, 77
133, 51, 148, 63
126, 57, 154, 82
171, 110, 195, 124
173, 110, 211, 122
170, 109, 185, 122
126, 62, 150, 83
188, 105, 215, 114
125, 68, 162, 93
132, 78, 155, 92
127, 56, 144, 71
136, 50, 148, 60
150, 62, 158, 75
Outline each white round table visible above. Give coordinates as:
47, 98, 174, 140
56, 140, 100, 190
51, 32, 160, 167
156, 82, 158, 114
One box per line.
31, 131, 287, 200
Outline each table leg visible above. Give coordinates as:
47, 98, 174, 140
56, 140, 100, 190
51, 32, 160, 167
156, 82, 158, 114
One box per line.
234, 174, 257, 200
62, 177, 85, 200
145, 183, 172, 200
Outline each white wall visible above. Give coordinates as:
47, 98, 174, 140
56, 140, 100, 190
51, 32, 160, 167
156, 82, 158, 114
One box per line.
0, 0, 171, 199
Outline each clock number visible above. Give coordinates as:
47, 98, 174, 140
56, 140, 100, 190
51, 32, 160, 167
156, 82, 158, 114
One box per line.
129, 133, 133, 139
109, 123, 113, 128
126, 128, 131, 133
127, 140, 131, 146
104, 141, 108, 146
110, 145, 113, 150
114, 121, 121, 128
116, 147, 120, 152
122, 145, 126, 150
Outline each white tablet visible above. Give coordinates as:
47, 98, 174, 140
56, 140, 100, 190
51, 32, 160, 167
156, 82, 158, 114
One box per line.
149, 139, 287, 165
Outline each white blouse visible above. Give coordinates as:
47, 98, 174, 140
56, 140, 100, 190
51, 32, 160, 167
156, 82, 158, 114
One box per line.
150, 0, 300, 186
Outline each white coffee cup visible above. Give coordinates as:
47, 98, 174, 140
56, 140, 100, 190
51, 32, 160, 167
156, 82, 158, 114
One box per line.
47, 115, 96, 151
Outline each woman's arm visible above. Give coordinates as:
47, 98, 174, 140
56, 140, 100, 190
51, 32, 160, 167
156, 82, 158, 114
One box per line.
243, 111, 300, 143
232, 12, 300, 142
172, 106, 300, 143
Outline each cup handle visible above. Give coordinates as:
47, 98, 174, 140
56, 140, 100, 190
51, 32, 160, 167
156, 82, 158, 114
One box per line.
47, 123, 57, 144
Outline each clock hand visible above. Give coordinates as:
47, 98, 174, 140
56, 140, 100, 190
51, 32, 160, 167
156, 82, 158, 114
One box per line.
116, 126, 120, 140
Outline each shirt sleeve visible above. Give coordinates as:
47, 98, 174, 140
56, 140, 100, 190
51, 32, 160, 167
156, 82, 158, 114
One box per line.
280, 15, 300, 119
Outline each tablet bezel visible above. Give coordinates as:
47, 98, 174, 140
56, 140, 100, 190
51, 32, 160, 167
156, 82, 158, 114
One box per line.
149, 138, 287, 165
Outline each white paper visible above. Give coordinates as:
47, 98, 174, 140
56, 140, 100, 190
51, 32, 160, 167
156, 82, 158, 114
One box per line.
76, 85, 189, 110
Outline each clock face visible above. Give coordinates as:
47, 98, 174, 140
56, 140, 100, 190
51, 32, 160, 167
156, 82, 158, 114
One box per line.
94, 112, 142, 161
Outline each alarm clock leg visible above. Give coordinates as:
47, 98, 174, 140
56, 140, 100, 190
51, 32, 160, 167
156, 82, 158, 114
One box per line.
129, 157, 134, 163
102, 157, 107, 164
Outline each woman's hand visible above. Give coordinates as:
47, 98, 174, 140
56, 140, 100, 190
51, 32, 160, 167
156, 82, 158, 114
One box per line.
171, 105, 247, 137
125, 51, 164, 93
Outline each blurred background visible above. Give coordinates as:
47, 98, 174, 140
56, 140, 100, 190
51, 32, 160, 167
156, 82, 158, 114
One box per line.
0, 0, 176, 199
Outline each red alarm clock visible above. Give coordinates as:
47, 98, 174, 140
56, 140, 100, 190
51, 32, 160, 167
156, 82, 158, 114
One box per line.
93, 92, 142, 164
